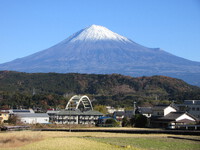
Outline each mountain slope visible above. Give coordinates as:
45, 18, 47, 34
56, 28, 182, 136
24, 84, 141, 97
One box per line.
1, 71, 200, 108
0, 71, 200, 101
0, 25, 200, 86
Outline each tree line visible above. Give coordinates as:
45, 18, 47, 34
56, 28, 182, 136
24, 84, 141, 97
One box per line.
0, 71, 200, 110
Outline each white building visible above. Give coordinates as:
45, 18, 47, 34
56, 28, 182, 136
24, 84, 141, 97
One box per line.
150, 104, 197, 128
106, 106, 124, 114
9, 109, 35, 114
17, 113, 49, 124
176, 100, 200, 119
152, 105, 177, 117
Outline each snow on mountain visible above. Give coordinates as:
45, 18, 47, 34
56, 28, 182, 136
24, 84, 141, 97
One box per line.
67, 25, 132, 43
0, 25, 200, 86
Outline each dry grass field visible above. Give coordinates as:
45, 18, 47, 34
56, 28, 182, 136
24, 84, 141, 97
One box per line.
0, 131, 199, 150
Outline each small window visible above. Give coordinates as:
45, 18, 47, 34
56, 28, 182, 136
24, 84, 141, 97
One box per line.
197, 107, 200, 111
192, 107, 195, 111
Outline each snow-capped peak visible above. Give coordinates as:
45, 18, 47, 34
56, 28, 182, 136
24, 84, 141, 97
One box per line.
68, 24, 132, 43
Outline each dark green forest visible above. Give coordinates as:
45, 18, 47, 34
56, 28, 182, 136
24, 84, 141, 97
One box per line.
0, 71, 200, 110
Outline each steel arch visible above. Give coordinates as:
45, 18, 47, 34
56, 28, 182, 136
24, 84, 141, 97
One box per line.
65, 95, 93, 110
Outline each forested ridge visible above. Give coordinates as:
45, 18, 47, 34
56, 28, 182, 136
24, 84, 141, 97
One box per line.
0, 71, 200, 110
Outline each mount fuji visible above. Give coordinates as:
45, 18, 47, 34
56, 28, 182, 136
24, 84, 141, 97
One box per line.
1, 25, 200, 86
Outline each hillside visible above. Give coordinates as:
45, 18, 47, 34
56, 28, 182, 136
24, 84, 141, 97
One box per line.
0, 71, 200, 109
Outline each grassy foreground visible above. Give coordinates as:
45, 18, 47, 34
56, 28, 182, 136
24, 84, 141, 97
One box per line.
0, 131, 199, 150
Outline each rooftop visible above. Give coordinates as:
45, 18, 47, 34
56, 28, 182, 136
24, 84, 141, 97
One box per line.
153, 104, 178, 111
17, 113, 49, 118
137, 107, 152, 114
184, 100, 200, 105
57, 109, 103, 116
113, 111, 125, 116
159, 112, 184, 120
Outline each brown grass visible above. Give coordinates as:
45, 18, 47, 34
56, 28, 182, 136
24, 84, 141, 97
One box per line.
30, 123, 95, 129
0, 131, 199, 149
0, 132, 43, 148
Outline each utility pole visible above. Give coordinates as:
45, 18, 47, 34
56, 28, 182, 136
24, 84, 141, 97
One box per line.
133, 101, 136, 116
69, 102, 71, 132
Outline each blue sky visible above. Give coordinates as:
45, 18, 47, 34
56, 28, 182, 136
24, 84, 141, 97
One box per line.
1, 0, 200, 64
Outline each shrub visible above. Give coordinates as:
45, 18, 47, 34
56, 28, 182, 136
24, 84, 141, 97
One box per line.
133, 114, 148, 127
105, 118, 119, 127
122, 117, 131, 127
7, 115, 20, 125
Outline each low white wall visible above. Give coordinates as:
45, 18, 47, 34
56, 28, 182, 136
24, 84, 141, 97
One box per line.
20, 117, 49, 124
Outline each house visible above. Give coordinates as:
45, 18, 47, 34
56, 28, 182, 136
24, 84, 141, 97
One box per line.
113, 111, 125, 121
106, 106, 124, 114
150, 104, 198, 128
124, 110, 134, 118
152, 105, 177, 117
0, 110, 10, 123
175, 100, 200, 119
113, 110, 138, 120
17, 113, 49, 124
136, 107, 152, 118
151, 112, 197, 129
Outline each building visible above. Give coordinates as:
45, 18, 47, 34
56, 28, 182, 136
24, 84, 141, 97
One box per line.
136, 107, 152, 118
96, 116, 115, 127
124, 110, 134, 118
152, 105, 177, 117
113, 110, 137, 121
6, 109, 49, 124
17, 113, 49, 124
176, 100, 200, 119
106, 106, 124, 114
55, 109, 103, 125
150, 104, 198, 128
46, 110, 59, 123
0, 110, 10, 123
113, 111, 125, 121
53, 95, 104, 125
9, 109, 35, 114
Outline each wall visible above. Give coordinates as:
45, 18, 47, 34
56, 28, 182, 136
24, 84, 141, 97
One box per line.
164, 106, 176, 116
20, 117, 49, 124
176, 114, 195, 121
